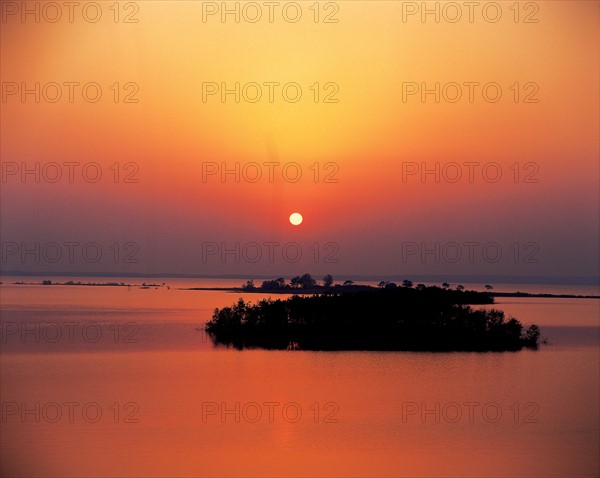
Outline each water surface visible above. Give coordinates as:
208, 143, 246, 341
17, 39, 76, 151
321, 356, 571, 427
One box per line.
1, 278, 598, 477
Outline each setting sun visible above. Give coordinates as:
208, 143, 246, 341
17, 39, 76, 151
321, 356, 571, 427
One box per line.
289, 212, 303, 226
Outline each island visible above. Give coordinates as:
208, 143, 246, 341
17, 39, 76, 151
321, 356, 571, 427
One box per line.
7, 280, 169, 289
205, 277, 542, 352
185, 275, 599, 299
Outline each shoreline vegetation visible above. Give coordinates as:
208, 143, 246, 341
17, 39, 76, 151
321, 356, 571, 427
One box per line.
205, 275, 546, 352
2, 279, 598, 299
5, 280, 168, 289
186, 275, 600, 299
186, 287, 600, 300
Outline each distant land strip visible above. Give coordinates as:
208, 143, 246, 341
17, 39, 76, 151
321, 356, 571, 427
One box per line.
182, 286, 600, 300
1, 271, 598, 286
2, 280, 598, 299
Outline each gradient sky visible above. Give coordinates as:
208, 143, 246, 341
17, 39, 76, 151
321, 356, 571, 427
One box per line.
1, 1, 598, 280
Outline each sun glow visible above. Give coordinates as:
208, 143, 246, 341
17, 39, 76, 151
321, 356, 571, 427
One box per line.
289, 212, 303, 226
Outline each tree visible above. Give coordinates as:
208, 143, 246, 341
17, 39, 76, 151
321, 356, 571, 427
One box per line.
378, 281, 387, 288
261, 277, 287, 290
300, 273, 316, 289
261, 280, 274, 289
242, 280, 255, 291
485, 284, 494, 291
323, 274, 334, 288
402, 279, 413, 288
416, 283, 426, 290
456, 284, 465, 291
290, 276, 301, 289
442, 282, 450, 289
385, 282, 397, 289
343, 280, 354, 286
523, 324, 541, 348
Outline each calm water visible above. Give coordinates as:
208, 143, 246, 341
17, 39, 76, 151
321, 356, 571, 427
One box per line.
1, 278, 598, 477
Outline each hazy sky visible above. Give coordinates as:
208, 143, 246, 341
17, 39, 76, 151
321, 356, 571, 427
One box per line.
1, 1, 598, 281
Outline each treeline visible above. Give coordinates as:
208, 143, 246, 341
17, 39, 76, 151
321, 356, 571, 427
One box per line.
242, 274, 477, 292
243, 273, 327, 291
205, 285, 541, 352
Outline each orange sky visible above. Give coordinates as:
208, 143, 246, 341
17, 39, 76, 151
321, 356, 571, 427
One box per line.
1, 1, 598, 279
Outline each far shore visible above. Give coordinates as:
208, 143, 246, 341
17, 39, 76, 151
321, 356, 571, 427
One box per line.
180, 286, 600, 300
3, 280, 598, 299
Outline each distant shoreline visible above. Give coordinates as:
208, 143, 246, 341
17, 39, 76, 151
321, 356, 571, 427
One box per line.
1, 271, 598, 286
2, 281, 598, 299
181, 287, 600, 300
4, 280, 167, 288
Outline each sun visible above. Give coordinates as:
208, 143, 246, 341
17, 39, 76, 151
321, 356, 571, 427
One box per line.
289, 212, 303, 226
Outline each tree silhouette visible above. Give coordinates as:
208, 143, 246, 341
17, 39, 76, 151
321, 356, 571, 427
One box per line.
261, 277, 287, 290
523, 324, 541, 347
206, 285, 541, 351
300, 273, 316, 289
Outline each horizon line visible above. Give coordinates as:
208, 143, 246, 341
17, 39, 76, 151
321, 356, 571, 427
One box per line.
1, 270, 598, 286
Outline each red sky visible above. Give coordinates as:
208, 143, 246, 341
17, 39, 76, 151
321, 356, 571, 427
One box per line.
1, 1, 598, 280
